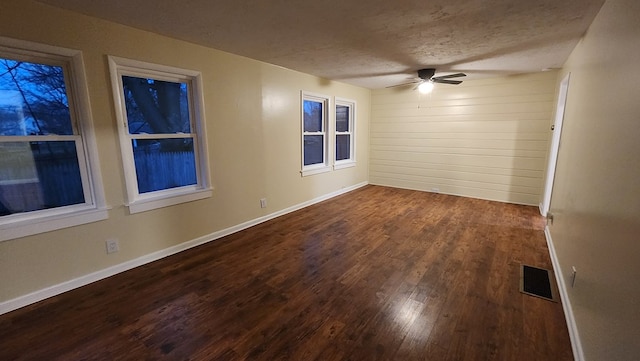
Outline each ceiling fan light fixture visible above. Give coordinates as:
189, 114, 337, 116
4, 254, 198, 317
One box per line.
386, 68, 465, 90
418, 81, 434, 94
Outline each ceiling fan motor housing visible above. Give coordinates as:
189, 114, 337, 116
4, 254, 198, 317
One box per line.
418, 68, 436, 80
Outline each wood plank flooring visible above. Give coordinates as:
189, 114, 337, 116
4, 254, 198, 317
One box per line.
0, 185, 573, 360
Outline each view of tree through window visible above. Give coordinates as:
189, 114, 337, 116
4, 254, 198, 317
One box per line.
0, 59, 72, 136
122, 76, 191, 135
120, 75, 197, 193
0, 57, 84, 216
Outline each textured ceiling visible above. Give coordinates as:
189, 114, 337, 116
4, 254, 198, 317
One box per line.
37, 0, 604, 89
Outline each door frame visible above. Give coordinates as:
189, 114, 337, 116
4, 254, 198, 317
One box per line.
540, 73, 570, 216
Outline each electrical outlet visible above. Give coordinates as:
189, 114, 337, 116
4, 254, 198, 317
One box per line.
106, 239, 119, 254
431, 188, 440, 193
260, 198, 267, 208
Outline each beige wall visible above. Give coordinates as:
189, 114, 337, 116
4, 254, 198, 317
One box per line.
369, 72, 557, 205
549, 0, 640, 360
0, 1, 370, 303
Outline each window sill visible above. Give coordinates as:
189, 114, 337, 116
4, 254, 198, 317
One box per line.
301, 165, 331, 177
334, 161, 356, 170
0, 206, 109, 242
127, 187, 213, 214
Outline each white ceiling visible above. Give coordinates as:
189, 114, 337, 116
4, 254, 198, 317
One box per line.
37, 0, 605, 89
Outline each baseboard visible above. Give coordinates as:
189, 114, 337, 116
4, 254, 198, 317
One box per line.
544, 226, 584, 361
0, 181, 368, 315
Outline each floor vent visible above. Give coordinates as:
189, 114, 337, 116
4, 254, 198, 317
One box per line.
519, 264, 558, 302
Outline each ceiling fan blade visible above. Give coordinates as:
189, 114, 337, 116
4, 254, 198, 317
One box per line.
432, 73, 466, 81
432, 79, 463, 85
385, 80, 421, 88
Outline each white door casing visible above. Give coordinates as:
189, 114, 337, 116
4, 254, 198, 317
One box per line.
541, 73, 570, 216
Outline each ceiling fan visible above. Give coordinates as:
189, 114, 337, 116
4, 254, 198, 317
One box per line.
388, 68, 466, 93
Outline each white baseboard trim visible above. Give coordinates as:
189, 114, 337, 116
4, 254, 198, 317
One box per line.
544, 226, 584, 361
0, 181, 368, 315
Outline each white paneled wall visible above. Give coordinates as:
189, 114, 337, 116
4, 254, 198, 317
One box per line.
370, 72, 558, 205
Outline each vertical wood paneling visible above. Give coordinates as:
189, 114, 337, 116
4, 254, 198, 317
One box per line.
370, 72, 558, 205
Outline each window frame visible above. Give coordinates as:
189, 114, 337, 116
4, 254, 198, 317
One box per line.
301, 91, 331, 176
108, 56, 211, 214
0, 37, 107, 242
334, 97, 356, 169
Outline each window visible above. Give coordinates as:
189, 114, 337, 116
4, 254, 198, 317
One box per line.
108, 57, 211, 213
0, 37, 107, 241
334, 97, 356, 169
301, 92, 330, 176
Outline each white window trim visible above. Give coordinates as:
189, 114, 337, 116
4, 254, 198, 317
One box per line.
301, 91, 332, 177
334, 97, 356, 170
108, 56, 212, 213
0, 37, 108, 242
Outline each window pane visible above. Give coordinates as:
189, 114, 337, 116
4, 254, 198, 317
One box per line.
132, 138, 197, 193
303, 100, 323, 132
336, 105, 350, 132
0, 58, 72, 136
122, 76, 191, 135
336, 134, 351, 161
0, 141, 84, 215
303, 135, 324, 166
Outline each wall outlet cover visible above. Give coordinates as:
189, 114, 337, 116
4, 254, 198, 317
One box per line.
106, 239, 119, 254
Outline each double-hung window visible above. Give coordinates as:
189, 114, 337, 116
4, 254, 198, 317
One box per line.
334, 97, 356, 169
301, 91, 330, 176
0, 37, 107, 241
108, 57, 211, 213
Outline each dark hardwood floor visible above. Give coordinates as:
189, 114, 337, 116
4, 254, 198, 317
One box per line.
0, 185, 573, 360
